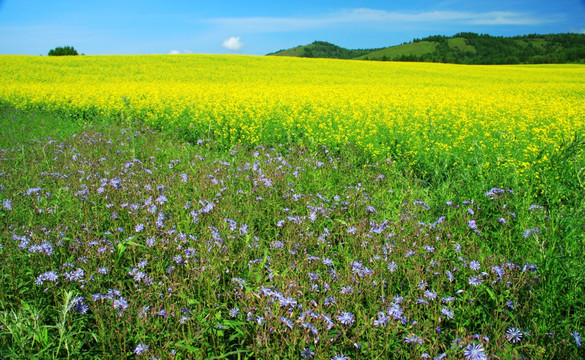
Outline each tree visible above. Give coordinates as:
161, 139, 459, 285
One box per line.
48, 46, 79, 56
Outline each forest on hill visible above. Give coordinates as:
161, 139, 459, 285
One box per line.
267, 33, 585, 64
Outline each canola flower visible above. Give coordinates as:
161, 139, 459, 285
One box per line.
0, 55, 584, 181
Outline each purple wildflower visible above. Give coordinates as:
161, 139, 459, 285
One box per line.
70, 297, 89, 314
404, 334, 423, 345
280, 316, 294, 329
374, 312, 390, 327
523, 227, 540, 238
492, 265, 505, 277
146, 237, 155, 247
485, 187, 506, 197
424, 290, 437, 301
301, 348, 315, 358
337, 311, 355, 326
572, 332, 582, 347
63, 268, 85, 282
413, 200, 430, 210
113, 297, 129, 310
134, 343, 149, 355
468, 276, 483, 286
506, 327, 523, 343
324, 297, 336, 306
340, 286, 354, 295
463, 342, 487, 360
441, 307, 454, 319
331, 354, 349, 360
322, 258, 334, 266
366, 205, 378, 214
469, 260, 481, 271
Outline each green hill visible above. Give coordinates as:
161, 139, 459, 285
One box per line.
267, 33, 585, 64
267, 41, 379, 59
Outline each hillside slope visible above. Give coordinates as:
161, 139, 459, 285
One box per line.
268, 33, 585, 64
267, 41, 377, 59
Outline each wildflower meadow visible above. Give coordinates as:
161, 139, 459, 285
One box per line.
0, 55, 584, 359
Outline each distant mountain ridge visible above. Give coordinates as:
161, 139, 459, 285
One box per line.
267, 33, 585, 64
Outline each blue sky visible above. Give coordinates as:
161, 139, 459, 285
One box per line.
1, 0, 584, 55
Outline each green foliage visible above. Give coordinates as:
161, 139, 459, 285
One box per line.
48, 46, 79, 56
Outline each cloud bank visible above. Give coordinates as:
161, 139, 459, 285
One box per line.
207, 8, 559, 33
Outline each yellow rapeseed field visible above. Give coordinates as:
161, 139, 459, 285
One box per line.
1, 54, 584, 175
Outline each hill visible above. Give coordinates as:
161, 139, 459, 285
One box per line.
267, 33, 585, 64
267, 41, 379, 59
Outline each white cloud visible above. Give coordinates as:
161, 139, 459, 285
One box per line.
466, 11, 554, 25
221, 36, 243, 51
207, 8, 558, 33
169, 49, 193, 54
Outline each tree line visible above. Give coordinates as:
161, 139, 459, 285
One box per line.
48, 46, 79, 56
392, 33, 585, 64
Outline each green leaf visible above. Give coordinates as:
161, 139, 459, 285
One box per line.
484, 286, 497, 303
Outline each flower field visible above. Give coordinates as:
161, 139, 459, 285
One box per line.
1, 55, 584, 173
0, 55, 584, 359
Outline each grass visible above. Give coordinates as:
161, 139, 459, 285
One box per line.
354, 41, 438, 60
0, 105, 584, 359
446, 38, 476, 54
269, 45, 308, 57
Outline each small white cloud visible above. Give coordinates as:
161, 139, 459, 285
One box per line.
169, 49, 192, 54
222, 36, 243, 51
